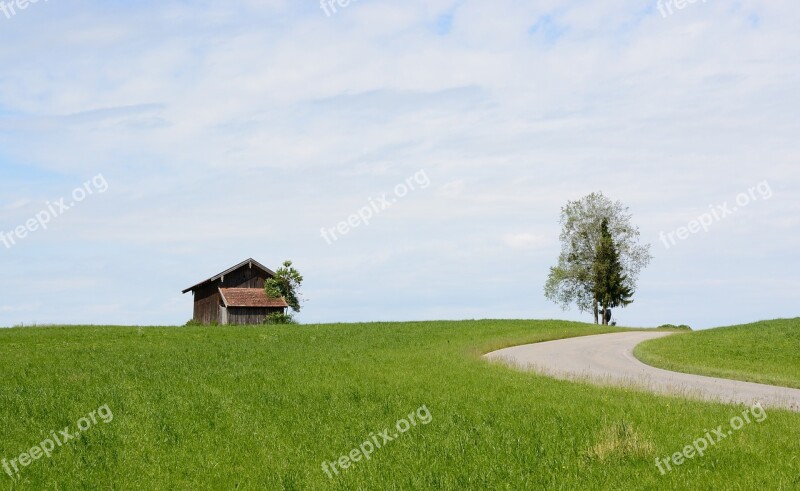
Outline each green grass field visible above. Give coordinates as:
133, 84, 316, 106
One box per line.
635, 318, 800, 389
0, 320, 798, 489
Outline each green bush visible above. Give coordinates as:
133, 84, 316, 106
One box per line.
263, 312, 298, 325
657, 324, 692, 331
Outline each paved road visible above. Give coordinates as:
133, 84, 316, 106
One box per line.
484, 331, 800, 412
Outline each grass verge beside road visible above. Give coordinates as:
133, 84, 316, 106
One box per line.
635, 318, 800, 389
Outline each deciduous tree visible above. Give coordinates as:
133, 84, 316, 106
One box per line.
265, 260, 304, 313
544, 192, 651, 324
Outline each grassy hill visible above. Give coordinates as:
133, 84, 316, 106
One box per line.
635, 318, 800, 389
0, 320, 798, 489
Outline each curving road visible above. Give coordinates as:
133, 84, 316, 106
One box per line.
484, 331, 800, 412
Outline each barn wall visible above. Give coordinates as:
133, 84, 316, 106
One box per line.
193, 283, 221, 324
226, 307, 285, 325
220, 265, 268, 289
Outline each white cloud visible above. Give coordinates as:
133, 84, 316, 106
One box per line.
0, 0, 798, 328
3, 199, 31, 211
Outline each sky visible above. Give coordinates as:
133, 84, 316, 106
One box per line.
0, 0, 798, 329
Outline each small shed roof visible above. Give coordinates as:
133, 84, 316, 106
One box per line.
219, 288, 288, 308
182, 258, 277, 294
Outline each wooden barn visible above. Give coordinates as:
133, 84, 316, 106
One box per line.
182, 258, 288, 325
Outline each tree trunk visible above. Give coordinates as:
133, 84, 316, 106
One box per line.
593, 295, 599, 325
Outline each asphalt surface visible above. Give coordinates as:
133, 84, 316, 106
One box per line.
484, 331, 800, 412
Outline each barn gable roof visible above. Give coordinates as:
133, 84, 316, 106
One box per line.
181, 258, 277, 294
219, 288, 289, 308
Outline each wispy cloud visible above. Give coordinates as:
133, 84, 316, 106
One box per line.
0, 1, 797, 328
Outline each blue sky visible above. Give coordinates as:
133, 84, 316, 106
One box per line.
0, 0, 798, 329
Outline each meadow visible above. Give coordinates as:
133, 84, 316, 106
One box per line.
635, 318, 800, 389
0, 320, 798, 489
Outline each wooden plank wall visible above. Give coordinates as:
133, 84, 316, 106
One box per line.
193, 283, 221, 324
227, 307, 284, 325
220, 266, 266, 289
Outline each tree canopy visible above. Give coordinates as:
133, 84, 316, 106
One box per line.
544, 192, 651, 324
265, 260, 304, 313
